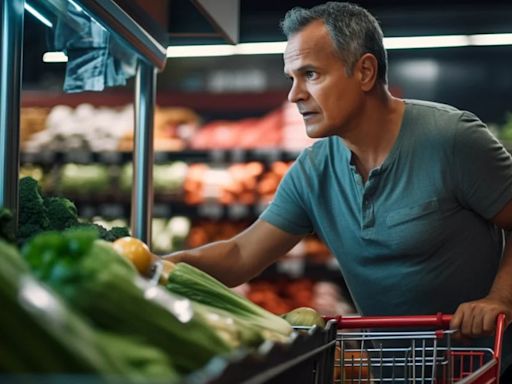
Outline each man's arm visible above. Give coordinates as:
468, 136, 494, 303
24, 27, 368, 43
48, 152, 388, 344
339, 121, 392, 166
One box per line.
163, 219, 304, 287
451, 199, 512, 336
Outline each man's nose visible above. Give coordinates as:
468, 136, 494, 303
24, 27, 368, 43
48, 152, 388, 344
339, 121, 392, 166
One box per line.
288, 81, 307, 103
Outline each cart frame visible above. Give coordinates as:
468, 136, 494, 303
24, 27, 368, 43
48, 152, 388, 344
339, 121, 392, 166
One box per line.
323, 313, 506, 384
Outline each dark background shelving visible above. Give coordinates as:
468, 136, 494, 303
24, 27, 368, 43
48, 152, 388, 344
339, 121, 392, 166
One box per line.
21, 148, 300, 165
22, 1, 512, 124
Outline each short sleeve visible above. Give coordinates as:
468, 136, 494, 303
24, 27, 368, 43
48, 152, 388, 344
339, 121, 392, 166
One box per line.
453, 111, 512, 219
259, 154, 313, 235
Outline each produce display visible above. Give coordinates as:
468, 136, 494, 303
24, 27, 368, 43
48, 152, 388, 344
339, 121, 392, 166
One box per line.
21, 160, 289, 206
163, 261, 293, 343
2, 222, 333, 380
15, 176, 129, 245
0, 237, 177, 381
120, 161, 189, 196
184, 161, 290, 205
22, 230, 233, 374
23, 104, 131, 152
58, 163, 110, 195
20, 102, 313, 152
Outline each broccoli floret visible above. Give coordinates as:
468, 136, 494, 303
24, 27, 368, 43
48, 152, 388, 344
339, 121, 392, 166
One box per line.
70, 223, 109, 240
104, 226, 130, 242
0, 208, 16, 243
18, 177, 49, 242
17, 177, 129, 244
44, 197, 80, 231
70, 223, 130, 242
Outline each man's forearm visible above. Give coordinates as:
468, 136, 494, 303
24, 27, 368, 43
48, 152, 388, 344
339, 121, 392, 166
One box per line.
488, 232, 512, 307
164, 239, 251, 287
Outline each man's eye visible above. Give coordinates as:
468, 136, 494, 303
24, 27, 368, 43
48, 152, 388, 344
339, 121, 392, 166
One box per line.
305, 71, 317, 80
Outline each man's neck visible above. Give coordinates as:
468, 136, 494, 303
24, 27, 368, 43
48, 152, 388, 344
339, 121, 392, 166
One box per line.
343, 89, 405, 181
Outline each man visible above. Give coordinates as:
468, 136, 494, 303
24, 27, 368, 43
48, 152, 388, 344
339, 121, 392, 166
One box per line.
165, 1, 512, 376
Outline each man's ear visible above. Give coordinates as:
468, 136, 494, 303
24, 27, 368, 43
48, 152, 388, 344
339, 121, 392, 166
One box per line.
357, 53, 378, 91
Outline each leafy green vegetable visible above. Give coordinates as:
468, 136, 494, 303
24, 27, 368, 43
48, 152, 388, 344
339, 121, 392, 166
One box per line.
22, 229, 233, 374
165, 262, 293, 342
18, 176, 49, 243
44, 196, 80, 230
17, 176, 131, 244
104, 226, 131, 242
0, 208, 16, 243
0, 239, 178, 380
70, 223, 131, 243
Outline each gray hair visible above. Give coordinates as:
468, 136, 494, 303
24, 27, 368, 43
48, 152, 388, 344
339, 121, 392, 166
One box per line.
280, 2, 388, 84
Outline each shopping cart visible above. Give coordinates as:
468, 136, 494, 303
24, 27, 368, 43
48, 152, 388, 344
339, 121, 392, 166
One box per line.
323, 313, 506, 384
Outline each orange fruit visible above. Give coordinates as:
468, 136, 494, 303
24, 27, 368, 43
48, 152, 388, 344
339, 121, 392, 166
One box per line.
113, 237, 153, 275
334, 346, 370, 383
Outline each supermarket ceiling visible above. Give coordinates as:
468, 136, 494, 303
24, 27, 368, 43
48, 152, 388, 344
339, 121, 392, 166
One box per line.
166, 0, 512, 45
21, 0, 512, 87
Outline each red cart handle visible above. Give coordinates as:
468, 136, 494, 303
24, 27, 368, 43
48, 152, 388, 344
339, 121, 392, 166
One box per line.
323, 312, 452, 329
494, 313, 506, 360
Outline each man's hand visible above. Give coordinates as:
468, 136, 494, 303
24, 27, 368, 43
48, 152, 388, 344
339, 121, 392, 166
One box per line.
450, 296, 512, 337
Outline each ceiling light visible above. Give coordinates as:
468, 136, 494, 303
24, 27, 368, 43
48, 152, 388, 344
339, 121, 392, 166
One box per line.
234, 42, 287, 55
470, 33, 512, 46
166, 42, 287, 58
383, 35, 470, 49
166, 45, 236, 58
42, 52, 68, 63
42, 33, 512, 62
24, 2, 53, 28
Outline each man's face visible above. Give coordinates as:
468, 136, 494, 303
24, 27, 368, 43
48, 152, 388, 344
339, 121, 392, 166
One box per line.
284, 20, 362, 138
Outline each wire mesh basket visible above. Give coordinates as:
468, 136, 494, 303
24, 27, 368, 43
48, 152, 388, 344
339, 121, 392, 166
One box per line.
325, 313, 505, 384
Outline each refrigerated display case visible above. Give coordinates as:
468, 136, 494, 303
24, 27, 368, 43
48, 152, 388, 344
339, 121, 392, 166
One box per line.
1, 0, 167, 243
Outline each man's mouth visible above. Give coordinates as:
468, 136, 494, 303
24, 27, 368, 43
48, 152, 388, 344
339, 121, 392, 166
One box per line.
301, 111, 317, 119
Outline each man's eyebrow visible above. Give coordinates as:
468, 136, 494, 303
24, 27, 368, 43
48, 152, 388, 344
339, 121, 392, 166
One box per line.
284, 64, 318, 77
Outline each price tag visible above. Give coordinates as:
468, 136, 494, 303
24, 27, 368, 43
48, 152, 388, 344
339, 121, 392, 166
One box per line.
209, 150, 226, 164
153, 203, 171, 218
154, 151, 169, 164
65, 151, 92, 164
39, 151, 56, 164
198, 202, 223, 219
228, 204, 249, 220
99, 151, 122, 164
268, 149, 282, 163
100, 203, 125, 218
231, 149, 246, 163
253, 149, 281, 163
79, 204, 97, 219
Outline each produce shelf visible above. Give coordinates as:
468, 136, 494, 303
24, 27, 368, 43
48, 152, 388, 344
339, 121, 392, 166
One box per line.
184, 320, 337, 384
21, 149, 300, 165
0, 321, 336, 384
72, 200, 266, 220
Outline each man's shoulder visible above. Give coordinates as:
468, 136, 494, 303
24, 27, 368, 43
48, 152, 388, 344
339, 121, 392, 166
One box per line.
404, 99, 477, 136
405, 99, 463, 118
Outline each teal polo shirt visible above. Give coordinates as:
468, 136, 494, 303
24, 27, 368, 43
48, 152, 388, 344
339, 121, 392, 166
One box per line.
261, 99, 512, 368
